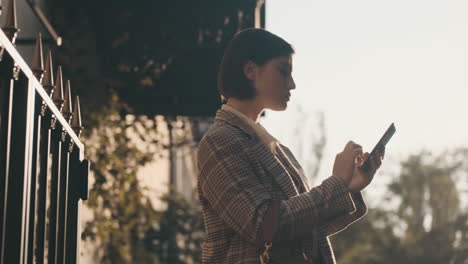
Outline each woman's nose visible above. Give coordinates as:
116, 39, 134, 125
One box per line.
289, 78, 296, 90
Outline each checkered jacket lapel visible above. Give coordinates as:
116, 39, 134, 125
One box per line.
278, 143, 312, 191
216, 108, 301, 198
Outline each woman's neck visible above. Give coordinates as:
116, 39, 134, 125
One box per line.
226, 98, 264, 123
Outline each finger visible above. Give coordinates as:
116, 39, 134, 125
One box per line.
344, 141, 362, 153
355, 154, 363, 165
362, 152, 370, 160
370, 154, 382, 173
368, 159, 378, 176
376, 146, 386, 160
373, 154, 382, 167
361, 159, 376, 181
353, 148, 364, 164
353, 148, 363, 156
354, 152, 369, 167
344, 140, 355, 151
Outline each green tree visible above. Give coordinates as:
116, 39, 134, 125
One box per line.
144, 191, 204, 264
81, 93, 163, 263
81, 92, 204, 263
332, 150, 468, 264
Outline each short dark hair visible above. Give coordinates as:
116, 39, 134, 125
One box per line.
217, 28, 295, 102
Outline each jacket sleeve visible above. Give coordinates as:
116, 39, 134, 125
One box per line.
276, 175, 356, 241
198, 131, 357, 245
277, 144, 368, 237
322, 192, 368, 236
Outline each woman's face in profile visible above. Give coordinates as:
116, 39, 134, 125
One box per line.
252, 55, 296, 111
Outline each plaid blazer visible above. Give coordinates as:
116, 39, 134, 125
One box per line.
197, 108, 367, 264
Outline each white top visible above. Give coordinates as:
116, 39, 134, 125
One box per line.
221, 104, 279, 155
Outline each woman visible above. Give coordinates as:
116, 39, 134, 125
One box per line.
197, 28, 384, 264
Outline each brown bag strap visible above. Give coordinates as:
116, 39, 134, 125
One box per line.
259, 201, 281, 264
260, 202, 317, 264
262, 201, 281, 242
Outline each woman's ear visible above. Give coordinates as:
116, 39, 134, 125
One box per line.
243, 60, 257, 81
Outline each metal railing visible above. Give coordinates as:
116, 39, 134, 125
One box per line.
0, 0, 89, 263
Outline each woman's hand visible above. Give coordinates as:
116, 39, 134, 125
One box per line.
333, 141, 364, 186
348, 147, 385, 193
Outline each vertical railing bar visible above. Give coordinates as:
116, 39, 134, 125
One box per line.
47, 123, 62, 264
55, 130, 68, 264
27, 99, 39, 264
28, 93, 44, 264
1, 82, 13, 262
65, 149, 80, 264
57, 78, 72, 264
63, 150, 70, 264
27, 33, 45, 264
1, 0, 21, 261
35, 109, 51, 264
75, 159, 89, 264
47, 65, 64, 264
3, 70, 35, 264
21, 77, 37, 264
35, 48, 54, 264
62, 141, 73, 263
64, 95, 85, 264
66, 95, 85, 264
0, 58, 16, 264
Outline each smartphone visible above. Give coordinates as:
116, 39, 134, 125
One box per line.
360, 123, 396, 172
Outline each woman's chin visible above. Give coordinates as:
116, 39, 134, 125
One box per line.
268, 102, 289, 111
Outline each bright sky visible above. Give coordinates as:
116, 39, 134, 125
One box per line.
261, 0, 468, 199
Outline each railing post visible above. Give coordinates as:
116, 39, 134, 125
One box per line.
55, 79, 73, 264
65, 95, 87, 264
35, 49, 55, 264
47, 66, 64, 264
27, 32, 45, 264
0, 0, 27, 263
3, 69, 36, 264
0, 39, 16, 264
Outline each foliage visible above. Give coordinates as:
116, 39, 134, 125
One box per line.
144, 191, 204, 264
81, 93, 204, 263
331, 150, 468, 264
81, 92, 162, 263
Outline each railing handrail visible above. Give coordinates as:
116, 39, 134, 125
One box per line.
0, 29, 85, 158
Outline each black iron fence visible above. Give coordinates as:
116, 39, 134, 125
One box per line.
0, 0, 90, 263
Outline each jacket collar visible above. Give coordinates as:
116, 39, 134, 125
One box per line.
215, 106, 258, 140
